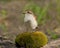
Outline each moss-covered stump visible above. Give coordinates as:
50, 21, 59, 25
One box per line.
15, 31, 48, 48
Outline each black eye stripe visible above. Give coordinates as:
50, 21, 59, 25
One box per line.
27, 11, 32, 14
27, 11, 30, 13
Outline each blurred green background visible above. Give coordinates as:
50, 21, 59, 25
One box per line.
0, 0, 60, 40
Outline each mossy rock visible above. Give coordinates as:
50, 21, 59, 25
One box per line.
15, 31, 48, 48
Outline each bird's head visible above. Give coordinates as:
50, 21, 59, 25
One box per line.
23, 10, 33, 15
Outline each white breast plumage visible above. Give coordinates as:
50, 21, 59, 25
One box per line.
24, 13, 38, 29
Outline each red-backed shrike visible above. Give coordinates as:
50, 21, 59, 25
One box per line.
23, 10, 38, 30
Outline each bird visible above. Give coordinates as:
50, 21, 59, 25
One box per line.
23, 10, 38, 30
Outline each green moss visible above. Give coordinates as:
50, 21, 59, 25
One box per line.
15, 31, 48, 48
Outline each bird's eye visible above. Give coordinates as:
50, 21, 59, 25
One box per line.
27, 11, 32, 14
27, 11, 30, 13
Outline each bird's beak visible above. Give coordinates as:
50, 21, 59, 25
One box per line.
22, 12, 26, 14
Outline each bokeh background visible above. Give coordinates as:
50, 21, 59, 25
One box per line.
0, 0, 60, 48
